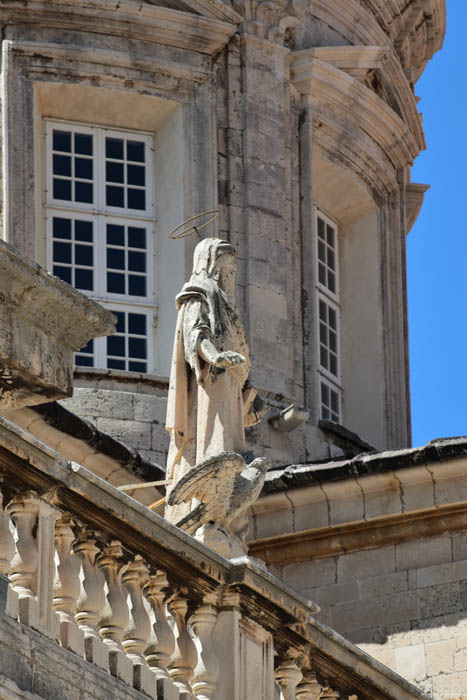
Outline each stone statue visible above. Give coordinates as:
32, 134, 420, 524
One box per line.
164, 238, 268, 556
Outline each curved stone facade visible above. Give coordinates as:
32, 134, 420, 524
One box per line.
0, 0, 445, 460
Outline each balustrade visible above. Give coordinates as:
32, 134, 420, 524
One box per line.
0, 455, 412, 700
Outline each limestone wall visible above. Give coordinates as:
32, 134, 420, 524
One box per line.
273, 533, 467, 699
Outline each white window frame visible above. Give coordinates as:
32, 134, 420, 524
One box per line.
315, 207, 342, 423
44, 119, 158, 373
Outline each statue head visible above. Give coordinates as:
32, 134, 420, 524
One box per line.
192, 238, 236, 297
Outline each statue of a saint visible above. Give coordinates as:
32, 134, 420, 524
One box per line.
165, 238, 265, 526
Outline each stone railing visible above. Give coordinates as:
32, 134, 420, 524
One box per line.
0, 417, 427, 700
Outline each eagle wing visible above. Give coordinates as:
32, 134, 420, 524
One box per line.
167, 451, 246, 509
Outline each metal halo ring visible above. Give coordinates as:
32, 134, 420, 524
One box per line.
168, 210, 219, 240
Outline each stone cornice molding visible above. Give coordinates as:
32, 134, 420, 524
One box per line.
249, 454, 467, 565
232, 0, 305, 44
290, 53, 421, 196
406, 182, 430, 234
159, 0, 242, 24
249, 500, 467, 566
0, 241, 114, 353
0, 0, 238, 55
361, 0, 446, 81
10, 41, 210, 90
310, 0, 390, 51
303, 46, 425, 153
0, 240, 114, 408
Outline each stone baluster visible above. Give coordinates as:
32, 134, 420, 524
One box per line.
144, 570, 175, 675
168, 589, 198, 696
122, 555, 155, 695
53, 514, 84, 655
296, 671, 322, 700
7, 491, 40, 627
275, 655, 303, 700
190, 594, 219, 700
97, 540, 133, 684
0, 478, 17, 618
73, 528, 109, 670
320, 687, 340, 700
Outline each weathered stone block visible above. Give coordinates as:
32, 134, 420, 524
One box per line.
336, 546, 395, 583
330, 591, 419, 634
308, 581, 358, 608
133, 393, 167, 422
394, 644, 426, 682
95, 418, 152, 450
358, 472, 402, 519
63, 389, 134, 421
283, 558, 337, 591
432, 670, 467, 697
419, 582, 460, 619
395, 466, 435, 511
358, 571, 408, 600
151, 422, 170, 452
396, 536, 452, 572
425, 638, 456, 676
322, 479, 364, 526
416, 559, 467, 588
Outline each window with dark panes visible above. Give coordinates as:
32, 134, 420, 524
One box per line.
315, 209, 342, 423
45, 121, 156, 372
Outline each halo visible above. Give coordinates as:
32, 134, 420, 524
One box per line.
168, 210, 219, 240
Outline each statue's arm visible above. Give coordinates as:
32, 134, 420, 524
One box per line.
198, 338, 246, 369
183, 299, 246, 369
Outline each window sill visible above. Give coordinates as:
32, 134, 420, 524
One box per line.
73, 366, 169, 388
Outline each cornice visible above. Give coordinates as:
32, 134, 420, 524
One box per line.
249, 501, 467, 566
0, 0, 238, 55
161, 0, 242, 24
291, 53, 421, 196
361, 0, 446, 82
300, 46, 425, 153
309, 0, 390, 49
406, 182, 429, 234
10, 41, 210, 90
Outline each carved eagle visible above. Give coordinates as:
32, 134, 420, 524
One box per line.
167, 451, 270, 535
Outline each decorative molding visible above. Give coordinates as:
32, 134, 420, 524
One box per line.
299, 46, 425, 153
10, 41, 210, 94
406, 182, 430, 233
0, 240, 114, 409
232, 0, 306, 44
290, 53, 421, 196
0, 0, 238, 55
249, 501, 467, 566
361, 0, 446, 82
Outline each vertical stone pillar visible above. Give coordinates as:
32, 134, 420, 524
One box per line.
36, 500, 60, 639
239, 33, 292, 397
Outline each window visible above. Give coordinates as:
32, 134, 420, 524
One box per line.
45, 120, 156, 373
315, 209, 342, 422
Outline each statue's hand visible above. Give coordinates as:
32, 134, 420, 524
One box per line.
214, 351, 246, 368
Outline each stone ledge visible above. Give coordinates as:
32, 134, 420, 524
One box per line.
0, 240, 115, 410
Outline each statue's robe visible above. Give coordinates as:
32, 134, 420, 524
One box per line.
165, 275, 250, 522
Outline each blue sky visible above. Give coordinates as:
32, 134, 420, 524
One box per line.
408, 0, 467, 446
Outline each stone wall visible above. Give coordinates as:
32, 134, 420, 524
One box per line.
62, 373, 344, 470
0, 615, 147, 700
62, 373, 170, 470
273, 534, 467, 699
